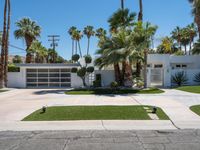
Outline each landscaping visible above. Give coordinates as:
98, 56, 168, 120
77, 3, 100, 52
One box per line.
175, 86, 200, 94
0, 89, 7, 93
65, 88, 164, 95
190, 105, 200, 116
23, 106, 169, 121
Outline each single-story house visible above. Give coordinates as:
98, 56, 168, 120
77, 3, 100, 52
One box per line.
147, 54, 200, 87
7, 54, 200, 88
7, 63, 115, 88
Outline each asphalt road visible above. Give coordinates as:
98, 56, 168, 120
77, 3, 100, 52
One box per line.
1, 130, 200, 150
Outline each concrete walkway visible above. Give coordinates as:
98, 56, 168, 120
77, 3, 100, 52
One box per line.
0, 88, 200, 130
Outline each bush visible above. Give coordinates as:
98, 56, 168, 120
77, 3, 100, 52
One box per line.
93, 80, 101, 88
194, 73, 200, 84
134, 77, 144, 88
110, 81, 119, 89
8, 64, 20, 72
86, 66, 94, 73
172, 71, 188, 86
72, 54, 80, 62
71, 68, 78, 73
84, 55, 92, 64
77, 67, 86, 77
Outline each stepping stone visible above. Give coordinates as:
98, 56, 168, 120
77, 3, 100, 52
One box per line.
144, 107, 150, 110
148, 113, 159, 120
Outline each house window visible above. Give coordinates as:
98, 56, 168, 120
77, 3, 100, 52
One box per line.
182, 64, 187, 68
154, 64, 163, 68
176, 65, 181, 68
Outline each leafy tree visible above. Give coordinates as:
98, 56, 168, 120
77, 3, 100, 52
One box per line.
12, 55, 22, 63
14, 18, 41, 63
157, 37, 177, 54
71, 55, 94, 87
83, 26, 95, 55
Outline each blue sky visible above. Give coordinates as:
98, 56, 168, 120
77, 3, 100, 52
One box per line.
0, 0, 194, 60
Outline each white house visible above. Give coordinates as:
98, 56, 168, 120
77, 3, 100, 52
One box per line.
147, 54, 200, 87
7, 63, 115, 88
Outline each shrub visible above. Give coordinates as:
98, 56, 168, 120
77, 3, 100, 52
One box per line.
93, 80, 101, 88
134, 77, 144, 88
86, 66, 94, 73
8, 64, 20, 72
84, 55, 92, 64
71, 68, 78, 73
194, 73, 200, 84
77, 67, 86, 77
172, 71, 188, 86
110, 81, 119, 89
72, 54, 80, 62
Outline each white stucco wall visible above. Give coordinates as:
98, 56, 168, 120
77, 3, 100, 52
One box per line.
95, 70, 115, 87
7, 68, 26, 88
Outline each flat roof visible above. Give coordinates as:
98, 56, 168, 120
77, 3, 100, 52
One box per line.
16, 63, 79, 67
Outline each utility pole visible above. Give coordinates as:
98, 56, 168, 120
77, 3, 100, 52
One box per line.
48, 35, 60, 50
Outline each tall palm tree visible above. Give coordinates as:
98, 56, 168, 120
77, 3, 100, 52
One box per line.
83, 26, 95, 55
0, 0, 10, 88
180, 28, 191, 55
68, 26, 77, 57
96, 28, 107, 39
138, 0, 143, 21
108, 9, 136, 32
188, 0, 200, 39
14, 18, 41, 63
0, 31, 2, 45
171, 26, 182, 51
72, 30, 83, 57
187, 23, 197, 54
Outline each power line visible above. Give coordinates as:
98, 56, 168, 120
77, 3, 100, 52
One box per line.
48, 35, 60, 50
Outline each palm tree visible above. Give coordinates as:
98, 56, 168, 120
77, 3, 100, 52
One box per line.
171, 26, 182, 51
187, 23, 197, 54
68, 26, 77, 57
96, 28, 107, 39
188, 0, 200, 39
14, 18, 41, 63
0, 0, 10, 88
28, 40, 48, 63
108, 9, 136, 32
0, 31, 2, 45
83, 26, 95, 55
48, 49, 58, 63
157, 36, 175, 54
180, 28, 191, 55
72, 30, 83, 57
138, 0, 143, 21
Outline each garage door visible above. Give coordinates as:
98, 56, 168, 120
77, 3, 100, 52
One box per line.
26, 68, 71, 88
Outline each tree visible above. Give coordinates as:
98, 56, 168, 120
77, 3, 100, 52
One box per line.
12, 55, 22, 64
83, 26, 95, 55
0, 0, 11, 88
72, 30, 83, 57
108, 9, 136, 32
157, 36, 176, 54
14, 18, 41, 63
187, 23, 197, 54
192, 39, 200, 54
48, 49, 58, 63
188, 0, 200, 39
68, 26, 77, 57
71, 55, 94, 87
28, 40, 48, 63
180, 28, 190, 55
171, 26, 182, 51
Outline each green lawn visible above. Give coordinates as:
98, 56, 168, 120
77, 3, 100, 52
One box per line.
190, 105, 200, 116
0, 90, 8, 93
65, 88, 164, 95
175, 86, 200, 94
23, 106, 169, 121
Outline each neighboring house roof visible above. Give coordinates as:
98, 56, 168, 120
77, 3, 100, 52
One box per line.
16, 63, 79, 67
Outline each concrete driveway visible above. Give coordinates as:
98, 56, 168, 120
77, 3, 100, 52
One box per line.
0, 88, 200, 130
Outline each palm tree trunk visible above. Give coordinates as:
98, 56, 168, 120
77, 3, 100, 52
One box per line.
189, 40, 192, 55
87, 38, 90, 55
72, 39, 74, 57
184, 45, 187, 55
138, 0, 143, 21
114, 63, 122, 85
0, 0, 8, 88
123, 61, 133, 87
78, 41, 82, 57
144, 49, 148, 88
75, 40, 78, 54
136, 61, 141, 77
4, 0, 10, 86
121, 0, 124, 10
195, 13, 200, 39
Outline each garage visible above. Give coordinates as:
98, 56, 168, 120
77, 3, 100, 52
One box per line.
26, 68, 71, 88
